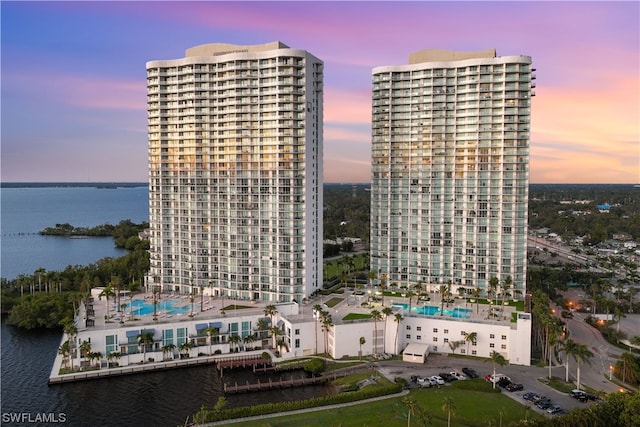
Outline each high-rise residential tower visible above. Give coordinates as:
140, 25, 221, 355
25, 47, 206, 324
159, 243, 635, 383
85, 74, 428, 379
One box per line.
146, 42, 323, 303
370, 49, 534, 300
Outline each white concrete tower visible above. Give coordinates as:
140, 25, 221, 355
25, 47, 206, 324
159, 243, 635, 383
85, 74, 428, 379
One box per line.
370, 49, 534, 300
146, 42, 323, 303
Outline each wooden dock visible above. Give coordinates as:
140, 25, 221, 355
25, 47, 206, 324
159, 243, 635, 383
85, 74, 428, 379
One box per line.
224, 375, 329, 393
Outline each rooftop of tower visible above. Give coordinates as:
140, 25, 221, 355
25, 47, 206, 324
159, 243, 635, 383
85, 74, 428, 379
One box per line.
185, 41, 290, 57
408, 48, 497, 64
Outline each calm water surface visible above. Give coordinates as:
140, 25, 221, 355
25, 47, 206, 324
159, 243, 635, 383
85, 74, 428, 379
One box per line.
0, 184, 331, 426
0, 318, 331, 427
1, 184, 148, 279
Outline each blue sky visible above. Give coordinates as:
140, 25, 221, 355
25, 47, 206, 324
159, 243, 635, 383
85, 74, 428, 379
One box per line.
2, 1, 638, 183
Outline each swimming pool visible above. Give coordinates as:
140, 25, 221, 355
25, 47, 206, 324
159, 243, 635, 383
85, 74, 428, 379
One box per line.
393, 303, 471, 319
126, 299, 191, 316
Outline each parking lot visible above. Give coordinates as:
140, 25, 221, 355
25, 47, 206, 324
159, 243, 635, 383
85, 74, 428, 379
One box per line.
374, 354, 600, 417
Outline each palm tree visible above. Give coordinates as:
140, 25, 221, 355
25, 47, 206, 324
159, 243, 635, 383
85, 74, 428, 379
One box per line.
228, 334, 242, 353
99, 285, 116, 320
63, 321, 77, 371
488, 276, 499, 308
487, 350, 508, 389
179, 341, 193, 359
58, 340, 71, 369
614, 307, 626, 333
368, 270, 377, 292
402, 396, 418, 427
472, 287, 481, 314
264, 304, 278, 326
312, 304, 323, 353
442, 396, 456, 427
615, 352, 640, 384
358, 336, 366, 360
378, 274, 387, 305
448, 340, 463, 355
393, 313, 404, 354
382, 306, 393, 352
269, 326, 282, 350
573, 343, 594, 390
320, 311, 333, 356
406, 290, 416, 313
438, 284, 447, 315
243, 334, 256, 351
500, 275, 512, 316
558, 338, 578, 383
370, 309, 382, 354
463, 331, 477, 355
80, 340, 92, 364
203, 326, 219, 355
137, 330, 154, 362
161, 344, 176, 361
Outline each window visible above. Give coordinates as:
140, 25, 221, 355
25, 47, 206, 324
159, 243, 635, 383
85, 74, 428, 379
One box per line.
433, 328, 438, 333
501, 344, 507, 350
416, 326, 422, 331
444, 329, 449, 334
444, 338, 449, 343
461, 349, 466, 354
490, 334, 495, 339
406, 334, 411, 339
471, 350, 477, 355
106, 335, 117, 354
295, 339, 300, 348
417, 335, 422, 340
490, 343, 495, 348
433, 337, 438, 342
501, 335, 507, 340
461, 331, 466, 336
406, 325, 411, 330
295, 329, 300, 335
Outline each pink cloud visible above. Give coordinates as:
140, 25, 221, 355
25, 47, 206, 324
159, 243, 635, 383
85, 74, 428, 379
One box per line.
324, 88, 371, 125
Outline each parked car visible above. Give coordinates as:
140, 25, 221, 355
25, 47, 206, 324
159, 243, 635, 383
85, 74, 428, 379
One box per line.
416, 377, 431, 388
569, 389, 598, 402
536, 399, 552, 410
429, 375, 445, 385
449, 371, 466, 380
497, 378, 512, 388
462, 367, 479, 378
439, 372, 456, 382
505, 383, 524, 392
523, 392, 539, 401
547, 405, 563, 414
485, 373, 510, 384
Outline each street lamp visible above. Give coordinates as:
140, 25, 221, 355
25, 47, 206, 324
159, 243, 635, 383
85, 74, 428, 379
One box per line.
609, 365, 613, 380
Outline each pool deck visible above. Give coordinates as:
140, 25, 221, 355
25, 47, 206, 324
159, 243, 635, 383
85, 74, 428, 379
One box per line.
81, 287, 518, 333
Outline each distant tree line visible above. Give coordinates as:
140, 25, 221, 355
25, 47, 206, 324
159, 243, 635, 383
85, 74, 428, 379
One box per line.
529, 184, 640, 243
40, 219, 150, 250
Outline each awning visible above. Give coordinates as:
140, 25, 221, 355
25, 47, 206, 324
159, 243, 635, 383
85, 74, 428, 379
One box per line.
195, 323, 208, 331
276, 320, 284, 327
126, 330, 140, 338
141, 328, 155, 335
209, 322, 223, 328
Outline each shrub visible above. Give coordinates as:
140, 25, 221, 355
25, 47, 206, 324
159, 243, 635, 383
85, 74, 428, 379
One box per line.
303, 358, 326, 375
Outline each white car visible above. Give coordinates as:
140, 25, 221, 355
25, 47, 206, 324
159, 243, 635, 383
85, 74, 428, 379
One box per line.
416, 377, 431, 387
429, 375, 445, 385
449, 371, 466, 380
485, 373, 510, 384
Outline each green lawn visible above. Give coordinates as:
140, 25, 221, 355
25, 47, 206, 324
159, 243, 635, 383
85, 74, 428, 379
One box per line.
324, 297, 344, 308
222, 381, 544, 426
342, 312, 372, 321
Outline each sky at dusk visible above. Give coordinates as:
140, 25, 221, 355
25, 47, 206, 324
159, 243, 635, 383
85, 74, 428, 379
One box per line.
1, 1, 638, 184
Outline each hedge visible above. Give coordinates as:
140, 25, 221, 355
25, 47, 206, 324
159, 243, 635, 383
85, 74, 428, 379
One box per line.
194, 383, 403, 423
